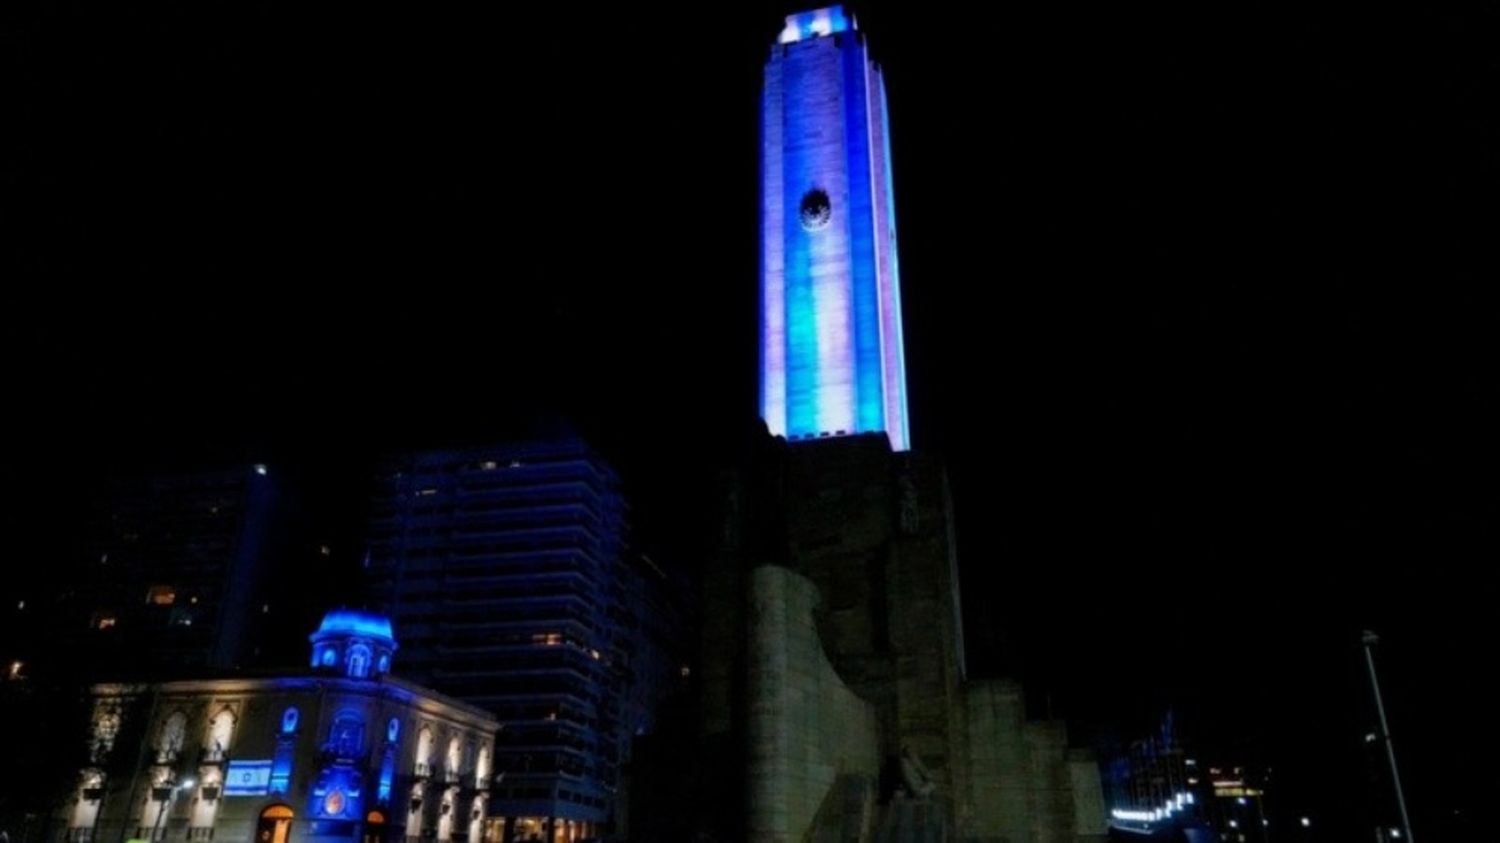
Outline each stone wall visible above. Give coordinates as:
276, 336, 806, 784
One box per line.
746, 565, 880, 843
961, 680, 1107, 843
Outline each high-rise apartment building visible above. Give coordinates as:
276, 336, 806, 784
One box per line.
364, 439, 674, 841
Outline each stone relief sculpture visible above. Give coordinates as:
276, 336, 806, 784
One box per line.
899, 745, 936, 800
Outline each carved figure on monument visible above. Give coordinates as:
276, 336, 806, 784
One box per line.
898, 745, 936, 800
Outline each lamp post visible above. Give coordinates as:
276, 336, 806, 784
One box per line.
150, 778, 194, 842
1362, 631, 1414, 843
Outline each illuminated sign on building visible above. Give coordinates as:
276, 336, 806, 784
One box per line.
223, 760, 273, 796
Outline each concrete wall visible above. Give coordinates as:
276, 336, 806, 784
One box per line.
961, 681, 1107, 843
746, 565, 879, 843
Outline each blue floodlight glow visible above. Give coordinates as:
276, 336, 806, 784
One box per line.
311, 609, 394, 642
309, 765, 364, 820
761, 4, 910, 451
778, 6, 853, 44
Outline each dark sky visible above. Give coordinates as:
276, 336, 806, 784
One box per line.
7, 2, 1497, 838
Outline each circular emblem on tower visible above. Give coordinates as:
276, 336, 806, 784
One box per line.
799, 188, 832, 231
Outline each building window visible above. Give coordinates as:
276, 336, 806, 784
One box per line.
282, 708, 300, 735
347, 645, 371, 678
146, 586, 176, 606
327, 712, 365, 758
92, 612, 118, 630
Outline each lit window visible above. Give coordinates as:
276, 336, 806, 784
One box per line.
416, 488, 437, 497
531, 632, 563, 646
190, 596, 199, 605
254, 464, 268, 476
319, 545, 332, 557
146, 586, 176, 606
263, 604, 272, 614
479, 461, 498, 471
15, 600, 24, 611
680, 666, 691, 677
7, 661, 23, 680
92, 612, 118, 630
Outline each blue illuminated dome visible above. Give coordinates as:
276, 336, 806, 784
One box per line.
309, 608, 397, 679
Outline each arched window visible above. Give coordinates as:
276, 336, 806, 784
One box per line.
475, 745, 490, 785
321, 647, 338, 667
347, 644, 371, 678
207, 708, 235, 759
415, 727, 435, 766
446, 736, 461, 774
158, 711, 188, 761
328, 711, 365, 758
387, 717, 401, 744
281, 707, 300, 735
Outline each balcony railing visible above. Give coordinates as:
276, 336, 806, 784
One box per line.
187, 827, 215, 841
440, 767, 460, 784
134, 827, 167, 842
65, 828, 94, 843
153, 749, 181, 765
199, 748, 228, 765
414, 762, 433, 779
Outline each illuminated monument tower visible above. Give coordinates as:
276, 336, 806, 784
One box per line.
760, 5, 909, 451
696, 9, 1109, 843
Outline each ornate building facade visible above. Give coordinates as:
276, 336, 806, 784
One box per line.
56, 610, 506, 843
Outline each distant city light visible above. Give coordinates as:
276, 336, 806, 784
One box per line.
1229, 820, 1239, 829
254, 464, 268, 476
1301, 817, 1312, 828
1237, 797, 1248, 806
180, 777, 196, 790
1390, 831, 1402, 840
1366, 732, 1378, 743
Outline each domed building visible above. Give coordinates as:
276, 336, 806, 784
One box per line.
56, 609, 500, 843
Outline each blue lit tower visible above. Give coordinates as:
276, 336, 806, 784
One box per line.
760, 5, 910, 451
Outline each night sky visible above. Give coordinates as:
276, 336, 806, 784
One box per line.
8, 2, 1497, 839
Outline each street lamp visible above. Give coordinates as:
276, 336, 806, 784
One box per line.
1363, 631, 1416, 843
150, 778, 195, 841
